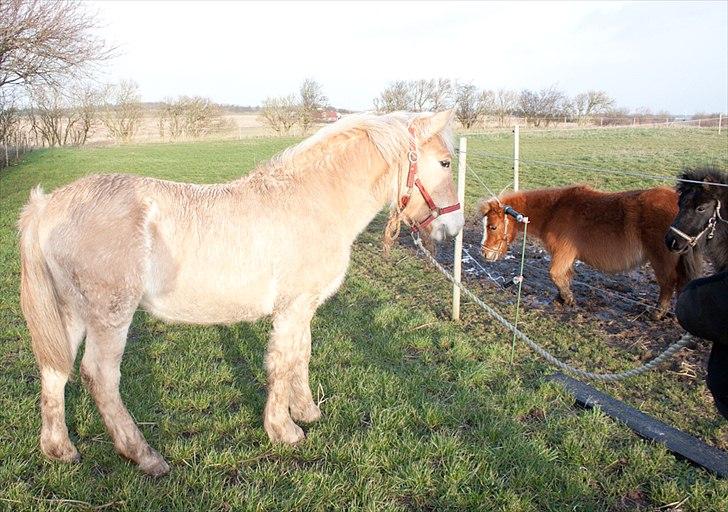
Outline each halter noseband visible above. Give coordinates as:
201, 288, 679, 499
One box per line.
669, 199, 725, 247
399, 126, 460, 231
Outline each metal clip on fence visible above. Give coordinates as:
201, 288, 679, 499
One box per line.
504, 205, 528, 224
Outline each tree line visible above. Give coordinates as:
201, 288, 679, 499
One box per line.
372, 79, 617, 128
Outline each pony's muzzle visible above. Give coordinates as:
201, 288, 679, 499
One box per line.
665, 229, 690, 254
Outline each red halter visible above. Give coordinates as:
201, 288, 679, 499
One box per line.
399, 126, 461, 231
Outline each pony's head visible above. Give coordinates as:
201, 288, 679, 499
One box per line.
478, 198, 518, 261
384, 110, 464, 248
666, 167, 728, 253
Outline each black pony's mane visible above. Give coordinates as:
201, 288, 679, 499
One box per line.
677, 166, 728, 199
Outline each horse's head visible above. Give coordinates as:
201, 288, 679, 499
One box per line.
396, 110, 464, 242
479, 198, 518, 261
666, 171, 725, 253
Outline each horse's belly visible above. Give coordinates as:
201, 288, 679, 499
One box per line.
579, 246, 644, 273
141, 270, 277, 324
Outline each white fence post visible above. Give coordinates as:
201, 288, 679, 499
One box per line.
513, 125, 520, 191
719, 113, 723, 135
452, 137, 467, 321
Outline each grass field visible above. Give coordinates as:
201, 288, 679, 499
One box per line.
1, 127, 727, 511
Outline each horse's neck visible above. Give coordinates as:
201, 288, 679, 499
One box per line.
238, 139, 392, 241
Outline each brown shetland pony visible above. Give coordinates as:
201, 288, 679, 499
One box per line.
479, 185, 700, 318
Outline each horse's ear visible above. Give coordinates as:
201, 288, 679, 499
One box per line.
478, 199, 493, 217
412, 110, 455, 140
703, 176, 715, 191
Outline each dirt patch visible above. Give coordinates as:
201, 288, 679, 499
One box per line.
402, 221, 710, 381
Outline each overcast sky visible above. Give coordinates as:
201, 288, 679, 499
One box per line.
90, 0, 728, 114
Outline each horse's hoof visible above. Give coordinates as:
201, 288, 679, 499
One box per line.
138, 449, 170, 477
651, 309, 667, 321
290, 402, 321, 424
266, 418, 305, 445
41, 437, 81, 463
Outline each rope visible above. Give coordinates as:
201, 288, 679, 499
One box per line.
411, 233, 695, 382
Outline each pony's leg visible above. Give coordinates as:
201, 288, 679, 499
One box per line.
264, 297, 315, 444
645, 251, 677, 319
289, 322, 321, 424
80, 323, 169, 476
39, 312, 85, 462
549, 250, 576, 306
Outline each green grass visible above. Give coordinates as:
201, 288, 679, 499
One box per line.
1, 128, 727, 511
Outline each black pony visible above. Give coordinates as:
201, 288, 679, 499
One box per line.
667, 166, 728, 420
665, 166, 728, 271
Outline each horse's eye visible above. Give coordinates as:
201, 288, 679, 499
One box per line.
696, 205, 707, 213
439, 160, 451, 168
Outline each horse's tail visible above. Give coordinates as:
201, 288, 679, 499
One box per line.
19, 186, 72, 375
677, 246, 703, 289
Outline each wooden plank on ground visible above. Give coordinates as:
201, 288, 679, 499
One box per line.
548, 372, 728, 478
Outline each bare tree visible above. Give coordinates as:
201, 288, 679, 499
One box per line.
27, 85, 82, 146
0, 89, 21, 166
428, 78, 453, 111
518, 86, 569, 126
572, 90, 615, 121
259, 95, 298, 135
181, 96, 222, 138
298, 79, 327, 133
73, 84, 102, 145
102, 80, 142, 143
0, 0, 112, 90
492, 88, 518, 126
373, 81, 412, 113
409, 79, 435, 112
454, 83, 486, 129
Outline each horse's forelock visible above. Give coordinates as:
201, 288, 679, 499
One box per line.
677, 166, 728, 198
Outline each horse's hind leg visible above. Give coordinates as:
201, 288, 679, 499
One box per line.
646, 250, 678, 320
549, 249, 577, 306
80, 322, 169, 476
39, 311, 85, 462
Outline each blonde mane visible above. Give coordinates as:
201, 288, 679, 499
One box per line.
246, 112, 454, 201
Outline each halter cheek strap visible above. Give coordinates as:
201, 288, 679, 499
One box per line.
399, 126, 460, 232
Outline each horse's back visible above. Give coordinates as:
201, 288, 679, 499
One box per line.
549, 185, 676, 272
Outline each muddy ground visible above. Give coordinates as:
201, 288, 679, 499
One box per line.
402, 220, 711, 382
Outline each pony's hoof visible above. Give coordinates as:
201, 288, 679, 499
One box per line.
291, 402, 321, 424
138, 449, 170, 477
266, 418, 305, 445
554, 295, 575, 307
41, 437, 81, 463
651, 309, 668, 321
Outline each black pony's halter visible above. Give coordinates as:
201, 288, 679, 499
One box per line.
669, 199, 726, 247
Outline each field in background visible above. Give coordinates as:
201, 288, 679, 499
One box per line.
1, 128, 727, 510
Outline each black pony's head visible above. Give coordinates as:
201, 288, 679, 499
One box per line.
665, 166, 728, 253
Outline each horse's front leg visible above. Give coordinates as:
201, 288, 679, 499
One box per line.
289, 322, 321, 424
264, 297, 316, 444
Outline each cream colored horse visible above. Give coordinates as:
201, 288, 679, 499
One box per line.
19, 110, 464, 476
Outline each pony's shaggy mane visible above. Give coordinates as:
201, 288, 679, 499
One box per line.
677, 166, 728, 197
